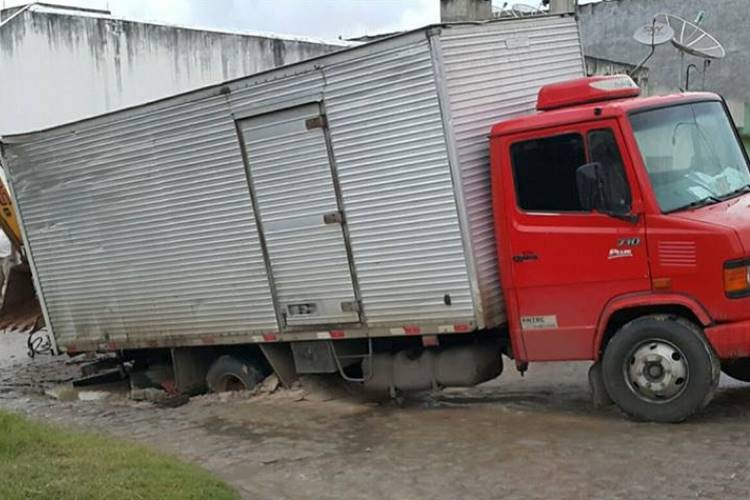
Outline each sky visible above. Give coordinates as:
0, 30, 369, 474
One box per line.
2, 0, 442, 40
0, 0, 571, 40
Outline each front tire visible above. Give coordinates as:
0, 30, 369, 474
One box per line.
602, 315, 719, 423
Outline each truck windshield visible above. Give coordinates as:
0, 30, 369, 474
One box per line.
630, 101, 750, 213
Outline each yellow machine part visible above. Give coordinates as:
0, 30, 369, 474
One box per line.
0, 182, 22, 250
0, 179, 43, 332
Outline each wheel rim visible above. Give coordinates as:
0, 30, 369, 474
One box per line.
624, 339, 689, 403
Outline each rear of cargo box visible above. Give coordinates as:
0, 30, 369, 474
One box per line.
0, 15, 583, 353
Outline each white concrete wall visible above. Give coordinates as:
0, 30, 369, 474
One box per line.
0, 6, 345, 134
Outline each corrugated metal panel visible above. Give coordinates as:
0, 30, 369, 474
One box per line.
4, 93, 279, 345
438, 15, 585, 326
238, 104, 359, 326
4, 18, 584, 348
323, 38, 476, 325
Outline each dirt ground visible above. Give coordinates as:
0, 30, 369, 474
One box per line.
3, 332, 750, 499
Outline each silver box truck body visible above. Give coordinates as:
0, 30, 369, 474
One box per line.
1, 15, 583, 354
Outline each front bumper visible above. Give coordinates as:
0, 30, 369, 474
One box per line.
705, 319, 750, 359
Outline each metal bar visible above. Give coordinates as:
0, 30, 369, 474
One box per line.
233, 120, 286, 330
318, 96, 367, 326
329, 338, 373, 383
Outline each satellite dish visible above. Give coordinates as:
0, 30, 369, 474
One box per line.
655, 14, 726, 59
511, 4, 539, 16
633, 21, 674, 47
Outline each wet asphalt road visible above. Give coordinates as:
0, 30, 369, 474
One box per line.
3, 332, 750, 499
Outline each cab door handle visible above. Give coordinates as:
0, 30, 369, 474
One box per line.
512, 252, 539, 263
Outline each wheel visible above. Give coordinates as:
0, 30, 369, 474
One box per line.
206, 354, 266, 393
602, 315, 719, 423
721, 358, 750, 382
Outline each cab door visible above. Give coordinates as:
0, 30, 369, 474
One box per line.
499, 120, 650, 361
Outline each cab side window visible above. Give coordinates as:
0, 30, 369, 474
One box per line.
511, 128, 632, 214
588, 129, 632, 213
511, 133, 586, 211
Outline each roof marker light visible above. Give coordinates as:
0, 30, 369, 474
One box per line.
589, 76, 640, 91
537, 75, 641, 111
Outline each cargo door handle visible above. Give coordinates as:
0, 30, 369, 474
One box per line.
323, 211, 343, 224
512, 252, 538, 263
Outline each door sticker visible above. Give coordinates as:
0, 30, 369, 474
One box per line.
608, 248, 633, 259
521, 315, 558, 330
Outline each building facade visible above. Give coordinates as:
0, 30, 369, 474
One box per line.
0, 3, 347, 134
578, 0, 750, 149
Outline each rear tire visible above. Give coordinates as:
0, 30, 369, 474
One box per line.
206, 355, 265, 393
721, 358, 750, 382
602, 315, 719, 423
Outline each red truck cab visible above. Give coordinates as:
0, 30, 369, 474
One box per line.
490, 75, 750, 422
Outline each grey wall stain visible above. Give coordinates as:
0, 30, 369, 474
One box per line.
0, 8, 343, 133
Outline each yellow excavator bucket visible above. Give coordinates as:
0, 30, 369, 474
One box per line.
0, 181, 43, 333
0, 181, 23, 250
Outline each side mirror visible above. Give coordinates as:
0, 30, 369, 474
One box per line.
576, 162, 636, 222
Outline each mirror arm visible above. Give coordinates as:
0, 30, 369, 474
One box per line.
601, 210, 640, 224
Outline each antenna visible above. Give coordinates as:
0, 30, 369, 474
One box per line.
629, 18, 674, 77
653, 13, 725, 90
633, 21, 674, 47
510, 4, 540, 17
656, 13, 726, 59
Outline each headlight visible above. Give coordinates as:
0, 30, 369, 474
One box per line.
724, 259, 750, 297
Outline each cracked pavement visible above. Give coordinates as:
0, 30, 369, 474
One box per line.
3, 332, 750, 499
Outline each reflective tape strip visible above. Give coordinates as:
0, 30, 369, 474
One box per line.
251, 335, 263, 343
438, 325, 455, 333
390, 326, 422, 335
330, 330, 345, 338
316, 332, 330, 339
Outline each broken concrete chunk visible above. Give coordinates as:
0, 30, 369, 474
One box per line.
130, 387, 170, 403
77, 390, 113, 401
44, 383, 78, 401
258, 374, 280, 394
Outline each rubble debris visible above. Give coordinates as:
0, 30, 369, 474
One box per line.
258, 374, 280, 394
130, 387, 170, 403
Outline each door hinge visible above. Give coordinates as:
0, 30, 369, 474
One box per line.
323, 211, 343, 224
305, 115, 327, 130
341, 300, 360, 313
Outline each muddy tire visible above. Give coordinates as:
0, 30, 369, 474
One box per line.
206, 355, 265, 393
721, 358, 750, 382
602, 315, 719, 423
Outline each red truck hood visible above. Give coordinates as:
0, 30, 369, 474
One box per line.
672, 193, 750, 251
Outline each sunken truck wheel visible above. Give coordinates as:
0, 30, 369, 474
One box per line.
206, 355, 265, 393
602, 315, 719, 423
721, 358, 750, 382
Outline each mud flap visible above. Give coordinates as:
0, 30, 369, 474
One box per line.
588, 361, 613, 408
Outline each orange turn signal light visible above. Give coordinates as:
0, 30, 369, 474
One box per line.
652, 277, 672, 290
724, 266, 749, 294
